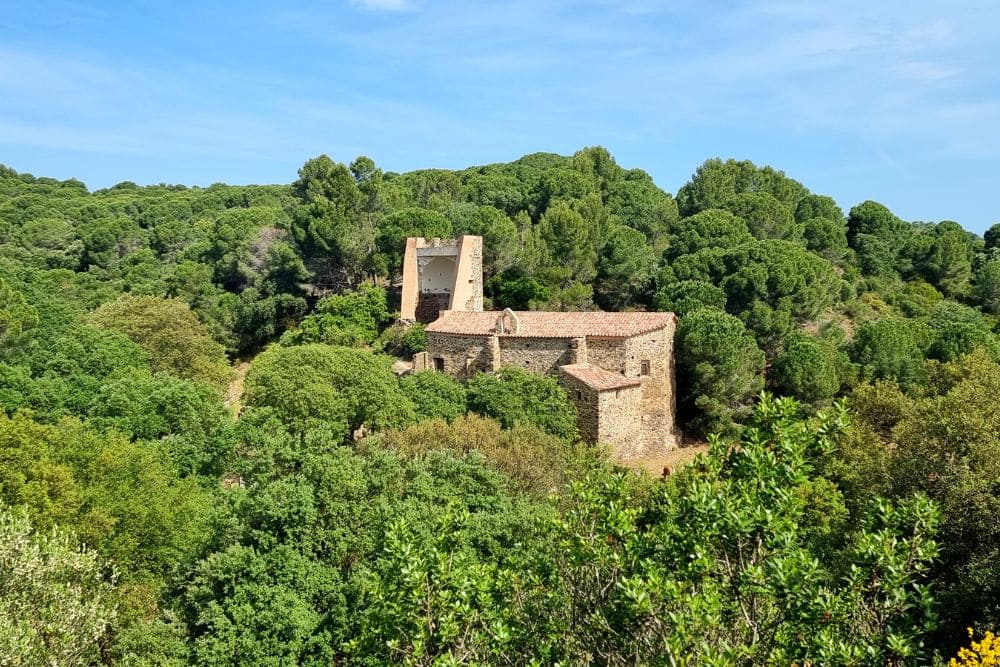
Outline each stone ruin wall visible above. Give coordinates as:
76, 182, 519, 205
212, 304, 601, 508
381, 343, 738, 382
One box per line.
415, 293, 451, 323
451, 236, 484, 312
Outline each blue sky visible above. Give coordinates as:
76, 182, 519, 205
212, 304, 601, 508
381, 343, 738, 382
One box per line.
1, 1, 998, 232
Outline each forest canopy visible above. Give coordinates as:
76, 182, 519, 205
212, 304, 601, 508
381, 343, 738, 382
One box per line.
0, 149, 998, 664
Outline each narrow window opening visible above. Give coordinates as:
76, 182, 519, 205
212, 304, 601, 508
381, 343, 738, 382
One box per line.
433, 357, 445, 372
640, 360, 651, 376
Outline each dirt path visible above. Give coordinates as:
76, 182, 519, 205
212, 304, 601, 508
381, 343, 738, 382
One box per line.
626, 444, 710, 477
224, 360, 251, 418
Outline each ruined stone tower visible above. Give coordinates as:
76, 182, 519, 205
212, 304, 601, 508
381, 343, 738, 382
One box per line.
400, 236, 483, 323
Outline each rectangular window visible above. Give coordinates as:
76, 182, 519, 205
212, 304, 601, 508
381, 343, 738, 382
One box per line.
433, 357, 445, 372
640, 360, 651, 376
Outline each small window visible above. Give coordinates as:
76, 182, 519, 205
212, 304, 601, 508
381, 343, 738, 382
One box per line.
433, 357, 445, 372
575, 390, 583, 400
640, 360, 651, 376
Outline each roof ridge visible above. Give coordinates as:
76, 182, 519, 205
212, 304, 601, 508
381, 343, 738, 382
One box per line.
425, 310, 675, 338
559, 364, 642, 391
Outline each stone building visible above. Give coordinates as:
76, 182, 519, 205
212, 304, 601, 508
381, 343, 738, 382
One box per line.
403, 236, 678, 462
400, 236, 483, 323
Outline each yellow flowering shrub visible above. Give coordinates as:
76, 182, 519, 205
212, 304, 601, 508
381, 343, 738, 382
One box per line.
951, 629, 1000, 667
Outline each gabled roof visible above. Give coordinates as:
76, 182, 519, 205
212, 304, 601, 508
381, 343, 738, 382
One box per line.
425, 310, 674, 339
559, 365, 642, 391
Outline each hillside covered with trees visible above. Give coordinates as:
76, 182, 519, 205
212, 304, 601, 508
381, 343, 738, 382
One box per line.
1, 149, 999, 664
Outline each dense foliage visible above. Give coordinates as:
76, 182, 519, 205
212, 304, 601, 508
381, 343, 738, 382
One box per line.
1, 150, 998, 663
0, 505, 114, 664
351, 397, 940, 665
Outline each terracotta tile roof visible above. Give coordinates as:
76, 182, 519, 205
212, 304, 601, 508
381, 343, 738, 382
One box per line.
425, 310, 674, 338
560, 364, 641, 391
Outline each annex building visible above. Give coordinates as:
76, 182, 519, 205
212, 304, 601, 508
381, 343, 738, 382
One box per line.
401, 236, 678, 462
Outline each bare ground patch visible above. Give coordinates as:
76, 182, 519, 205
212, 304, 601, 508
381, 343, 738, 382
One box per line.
224, 360, 251, 418
626, 442, 710, 477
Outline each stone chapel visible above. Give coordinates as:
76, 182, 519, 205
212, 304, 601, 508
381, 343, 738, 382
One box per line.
400, 235, 678, 462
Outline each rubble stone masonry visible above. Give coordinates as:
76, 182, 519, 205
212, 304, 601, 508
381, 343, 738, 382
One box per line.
415, 293, 451, 323
557, 368, 601, 444
598, 385, 645, 459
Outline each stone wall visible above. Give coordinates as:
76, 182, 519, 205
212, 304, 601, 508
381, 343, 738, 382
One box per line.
399, 237, 419, 321
425, 332, 489, 380
623, 324, 674, 379
625, 321, 678, 456
452, 235, 484, 312
557, 369, 645, 461
561, 323, 678, 460
424, 318, 679, 462
497, 338, 573, 374
557, 368, 601, 444
415, 293, 451, 324
420, 255, 457, 293
588, 338, 627, 374
412, 351, 431, 371
597, 385, 644, 460
426, 333, 577, 380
